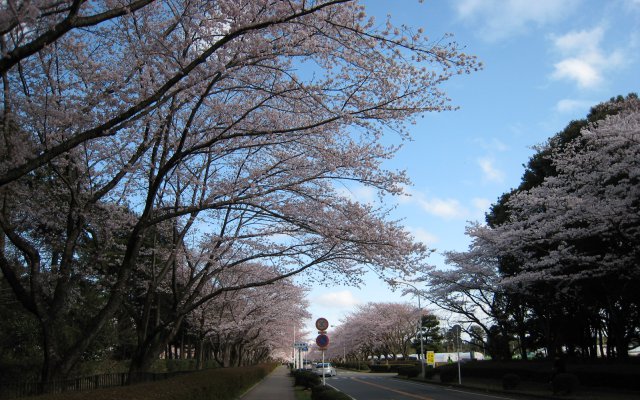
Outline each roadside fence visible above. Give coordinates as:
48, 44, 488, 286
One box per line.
0, 370, 191, 399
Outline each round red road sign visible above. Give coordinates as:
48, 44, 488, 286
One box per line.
315, 317, 329, 331
316, 334, 329, 348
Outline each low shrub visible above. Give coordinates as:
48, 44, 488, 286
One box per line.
552, 373, 580, 395
368, 364, 390, 373
22, 363, 276, 400
390, 364, 415, 373
369, 364, 415, 373
423, 365, 437, 379
335, 362, 368, 371
501, 373, 520, 390
291, 369, 320, 389
311, 384, 351, 400
397, 365, 420, 378
438, 366, 459, 383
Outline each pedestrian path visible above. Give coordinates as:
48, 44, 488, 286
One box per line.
240, 365, 295, 400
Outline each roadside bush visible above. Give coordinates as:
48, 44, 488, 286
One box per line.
291, 369, 320, 389
389, 364, 415, 373
22, 364, 276, 400
501, 373, 520, 390
397, 365, 420, 378
424, 365, 436, 379
311, 384, 351, 400
369, 364, 415, 373
552, 373, 579, 395
438, 366, 459, 383
335, 362, 368, 371
368, 364, 390, 373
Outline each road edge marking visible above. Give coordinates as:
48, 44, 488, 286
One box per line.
350, 377, 435, 400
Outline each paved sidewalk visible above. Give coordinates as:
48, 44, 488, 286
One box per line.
240, 365, 296, 400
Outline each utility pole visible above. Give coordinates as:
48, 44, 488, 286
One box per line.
393, 280, 425, 379
453, 324, 462, 384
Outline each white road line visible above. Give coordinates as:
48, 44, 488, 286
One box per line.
444, 387, 518, 400
327, 383, 357, 400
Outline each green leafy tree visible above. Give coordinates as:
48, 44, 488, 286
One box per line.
413, 314, 444, 352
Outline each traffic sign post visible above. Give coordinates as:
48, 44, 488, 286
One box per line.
427, 351, 435, 367
315, 318, 330, 385
316, 333, 330, 385
315, 317, 329, 332
293, 342, 309, 370
315, 334, 329, 349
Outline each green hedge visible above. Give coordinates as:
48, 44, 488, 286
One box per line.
438, 366, 459, 383
23, 364, 276, 400
291, 369, 320, 389
432, 360, 640, 390
501, 373, 520, 390
334, 362, 369, 371
552, 373, 580, 395
369, 364, 415, 373
397, 365, 420, 378
310, 384, 351, 400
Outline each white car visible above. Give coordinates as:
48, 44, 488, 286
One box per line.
313, 362, 336, 377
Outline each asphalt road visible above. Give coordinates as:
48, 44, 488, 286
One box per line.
326, 370, 528, 400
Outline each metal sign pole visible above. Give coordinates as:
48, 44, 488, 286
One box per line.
299, 347, 303, 370
322, 350, 326, 386
457, 331, 462, 384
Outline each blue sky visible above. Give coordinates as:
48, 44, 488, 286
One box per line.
300, 0, 640, 338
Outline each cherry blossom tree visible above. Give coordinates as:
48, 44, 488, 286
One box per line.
0, 0, 480, 187
331, 302, 424, 361
187, 265, 309, 368
477, 96, 640, 358
1, 0, 479, 381
421, 223, 516, 360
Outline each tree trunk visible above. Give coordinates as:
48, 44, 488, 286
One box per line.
195, 337, 204, 369
129, 316, 185, 380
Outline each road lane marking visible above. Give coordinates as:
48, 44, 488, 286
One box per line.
444, 388, 518, 399
327, 383, 357, 400
351, 377, 435, 400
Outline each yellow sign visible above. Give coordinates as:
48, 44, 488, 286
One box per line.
426, 351, 435, 365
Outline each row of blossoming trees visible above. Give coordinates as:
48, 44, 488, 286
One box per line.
0, 0, 479, 383
317, 302, 446, 363
421, 95, 640, 361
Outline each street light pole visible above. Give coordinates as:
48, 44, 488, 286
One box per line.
457, 332, 461, 384
394, 280, 425, 380
418, 294, 425, 380
453, 324, 462, 385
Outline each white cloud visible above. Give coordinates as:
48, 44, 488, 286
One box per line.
552, 58, 601, 88
550, 26, 626, 89
555, 98, 594, 113
471, 197, 492, 220
473, 138, 509, 152
417, 196, 468, 219
454, 0, 581, 41
406, 226, 439, 246
402, 188, 471, 220
625, 0, 640, 8
472, 197, 492, 213
477, 157, 505, 183
315, 290, 361, 308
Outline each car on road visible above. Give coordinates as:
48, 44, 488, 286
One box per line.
313, 362, 336, 377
